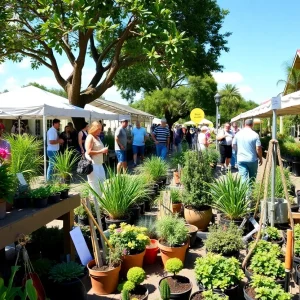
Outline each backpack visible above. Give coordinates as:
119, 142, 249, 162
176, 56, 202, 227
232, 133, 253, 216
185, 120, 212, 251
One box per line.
77, 156, 93, 175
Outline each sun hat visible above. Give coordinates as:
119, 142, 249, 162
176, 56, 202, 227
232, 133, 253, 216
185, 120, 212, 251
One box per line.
201, 126, 208, 131
120, 118, 129, 122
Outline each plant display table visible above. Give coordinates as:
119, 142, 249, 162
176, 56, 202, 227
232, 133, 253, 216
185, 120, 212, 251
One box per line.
0, 194, 80, 260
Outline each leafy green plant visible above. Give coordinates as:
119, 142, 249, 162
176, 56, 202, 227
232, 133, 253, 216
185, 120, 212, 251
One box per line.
202, 148, 220, 166
28, 186, 51, 199
262, 226, 281, 241
181, 150, 214, 208
53, 148, 79, 183
103, 133, 115, 150
0, 164, 16, 203
202, 290, 229, 300
74, 202, 96, 218
137, 156, 168, 182
248, 275, 291, 300
137, 216, 157, 239
5, 134, 43, 183
49, 261, 84, 283
295, 224, 300, 239
204, 223, 244, 254
108, 223, 150, 255
31, 258, 54, 278
249, 252, 285, 279
127, 267, 146, 285
88, 169, 149, 220
209, 172, 251, 220
165, 258, 183, 276
194, 253, 244, 290
0, 265, 37, 300
156, 214, 189, 247
106, 246, 123, 268
160, 279, 170, 300
248, 240, 282, 258
121, 289, 130, 300
170, 188, 182, 204
122, 281, 135, 292
47, 184, 62, 194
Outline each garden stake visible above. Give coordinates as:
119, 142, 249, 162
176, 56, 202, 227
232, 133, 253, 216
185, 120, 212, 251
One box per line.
284, 229, 293, 292
81, 199, 113, 250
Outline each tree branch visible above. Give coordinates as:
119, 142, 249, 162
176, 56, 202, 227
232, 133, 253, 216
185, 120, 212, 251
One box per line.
97, 39, 118, 66
19, 50, 52, 69
61, 39, 76, 65
171, 75, 186, 88
90, 34, 99, 64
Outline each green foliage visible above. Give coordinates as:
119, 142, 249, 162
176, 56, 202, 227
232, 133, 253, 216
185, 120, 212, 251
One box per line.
170, 147, 187, 169
202, 148, 220, 166
156, 214, 189, 247
160, 279, 171, 300
181, 150, 213, 208
122, 281, 135, 292
249, 275, 291, 300
295, 224, 300, 256
170, 188, 182, 204
108, 223, 150, 255
165, 258, 183, 276
248, 240, 282, 258
277, 62, 300, 95
74, 202, 96, 218
249, 252, 285, 279
103, 133, 115, 150
0, 165, 16, 203
106, 246, 123, 268
202, 290, 229, 300
127, 267, 146, 285
5, 134, 43, 183
262, 227, 281, 241
31, 258, 54, 278
137, 156, 168, 182
88, 169, 149, 220
49, 261, 84, 283
194, 253, 244, 290
53, 148, 79, 183
121, 289, 130, 300
209, 172, 251, 220
205, 223, 244, 254
28, 186, 51, 199
137, 216, 157, 239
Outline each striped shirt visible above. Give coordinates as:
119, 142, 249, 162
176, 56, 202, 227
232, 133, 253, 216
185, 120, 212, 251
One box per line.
153, 126, 170, 143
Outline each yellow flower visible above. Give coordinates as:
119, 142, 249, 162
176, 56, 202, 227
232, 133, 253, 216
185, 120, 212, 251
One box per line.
108, 224, 116, 230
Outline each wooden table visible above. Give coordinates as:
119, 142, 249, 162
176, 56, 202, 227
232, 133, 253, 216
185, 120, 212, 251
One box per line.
0, 194, 80, 260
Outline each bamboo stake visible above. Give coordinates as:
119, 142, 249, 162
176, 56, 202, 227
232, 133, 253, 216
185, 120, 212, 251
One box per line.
81, 200, 113, 250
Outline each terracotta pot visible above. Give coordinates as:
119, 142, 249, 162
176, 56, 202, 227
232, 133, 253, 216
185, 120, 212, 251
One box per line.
184, 206, 212, 231
0, 199, 6, 220
144, 239, 159, 265
185, 224, 198, 247
172, 203, 182, 214
5, 202, 13, 212
158, 239, 189, 266
174, 172, 180, 184
87, 260, 121, 295
121, 249, 146, 278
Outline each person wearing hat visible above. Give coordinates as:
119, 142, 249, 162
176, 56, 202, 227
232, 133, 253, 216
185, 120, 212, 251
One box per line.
0, 123, 11, 161
197, 126, 210, 151
232, 119, 262, 183
151, 118, 170, 160
115, 118, 129, 173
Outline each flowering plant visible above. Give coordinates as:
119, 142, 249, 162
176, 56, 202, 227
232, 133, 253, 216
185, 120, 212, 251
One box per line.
0, 148, 10, 163
108, 223, 150, 255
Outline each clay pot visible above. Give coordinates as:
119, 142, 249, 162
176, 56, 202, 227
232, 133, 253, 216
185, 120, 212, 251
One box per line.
174, 172, 180, 184
87, 260, 121, 295
184, 206, 212, 231
144, 239, 159, 265
6, 202, 13, 212
172, 203, 182, 214
0, 199, 6, 219
158, 239, 189, 266
121, 249, 146, 278
185, 224, 198, 247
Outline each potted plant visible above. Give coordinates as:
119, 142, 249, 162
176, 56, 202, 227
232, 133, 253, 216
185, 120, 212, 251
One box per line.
49, 261, 85, 300
156, 214, 189, 265
29, 186, 51, 208
209, 172, 251, 226
194, 253, 244, 298
108, 223, 150, 277
57, 183, 70, 199
158, 258, 192, 300
0, 164, 16, 219
252, 226, 284, 246
119, 267, 148, 300
243, 274, 291, 300
48, 184, 62, 204
204, 223, 244, 258
185, 223, 198, 248
74, 202, 96, 226
88, 169, 148, 227
190, 290, 228, 300
52, 148, 79, 184
181, 150, 214, 231
87, 246, 123, 295
170, 188, 183, 213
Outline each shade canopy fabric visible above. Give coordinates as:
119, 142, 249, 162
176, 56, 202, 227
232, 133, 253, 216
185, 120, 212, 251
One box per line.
84, 104, 131, 121
231, 90, 300, 122
152, 117, 162, 124
0, 86, 91, 119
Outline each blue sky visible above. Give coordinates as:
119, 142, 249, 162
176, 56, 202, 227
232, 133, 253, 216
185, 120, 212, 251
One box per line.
0, 0, 299, 105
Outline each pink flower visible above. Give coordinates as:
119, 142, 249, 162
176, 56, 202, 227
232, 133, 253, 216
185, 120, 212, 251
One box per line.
0, 148, 10, 160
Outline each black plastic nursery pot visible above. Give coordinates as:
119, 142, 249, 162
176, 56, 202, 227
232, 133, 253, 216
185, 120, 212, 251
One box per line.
129, 205, 141, 224
48, 193, 61, 204
185, 224, 198, 248
243, 285, 254, 300
292, 162, 300, 177
139, 202, 145, 215
190, 290, 227, 300
104, 215, 130, 228
14, 197, 30, 209
197, 283, 239, 300
293, 256, 300, 284
159, 275, 192, 300
60, 189, 69, 199
33, 197, 48, 208
78, 215, 89, 226
129, 285, 149, 300
144, 199, 151, 212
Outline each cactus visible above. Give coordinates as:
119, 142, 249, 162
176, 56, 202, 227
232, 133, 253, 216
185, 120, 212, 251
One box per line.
122, 289, 130, 300
160, 279, 170, 300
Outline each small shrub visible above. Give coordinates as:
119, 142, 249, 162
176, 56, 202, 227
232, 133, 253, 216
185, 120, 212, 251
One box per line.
122, 281, 135, 292
165, 258, 183, 276
49, 261, 84, 283
160, 279, 171, 300
248, 240, 282, 257
262, 226, 281, 241
205, 223, 244, 254
137, 216, 157, 239
202, 290, 229, 300
127, 267, 146, 285
121, 289, 130, 300
156, 214, 189, 247
32, 258, 54, 278
170, 188, 182, 204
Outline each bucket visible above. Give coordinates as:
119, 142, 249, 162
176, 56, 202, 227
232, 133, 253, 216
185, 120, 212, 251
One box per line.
260, 198, 288, 224
144, 239, 159, 265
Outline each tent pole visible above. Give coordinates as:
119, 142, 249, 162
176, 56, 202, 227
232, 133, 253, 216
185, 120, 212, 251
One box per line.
43, 115, 47, 181
270, 109, 277, 227
18, 117, 21, 135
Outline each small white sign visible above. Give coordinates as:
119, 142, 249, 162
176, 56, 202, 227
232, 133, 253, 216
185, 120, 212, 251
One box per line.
271, 96, 281, 110
70, 227, 93, 265
16, 173, 27, 186
217, 114, 220, 119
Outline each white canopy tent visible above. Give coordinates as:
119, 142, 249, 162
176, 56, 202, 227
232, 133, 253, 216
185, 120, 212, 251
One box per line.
84, 104, 131, 121
0, 86, 124, 180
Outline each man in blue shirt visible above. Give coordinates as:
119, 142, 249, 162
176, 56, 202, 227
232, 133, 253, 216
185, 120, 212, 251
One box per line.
132, 121, 147, 166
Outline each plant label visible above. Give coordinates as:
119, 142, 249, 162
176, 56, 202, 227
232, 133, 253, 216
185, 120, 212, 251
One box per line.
249, 217, 260, 230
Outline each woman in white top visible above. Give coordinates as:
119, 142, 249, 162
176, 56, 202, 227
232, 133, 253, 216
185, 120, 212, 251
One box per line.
85, 121, 109, 195
197, 126, 209, 151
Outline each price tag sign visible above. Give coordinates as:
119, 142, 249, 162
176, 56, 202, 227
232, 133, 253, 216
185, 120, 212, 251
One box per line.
271, 96, 281, 110
190, 108, 205, 124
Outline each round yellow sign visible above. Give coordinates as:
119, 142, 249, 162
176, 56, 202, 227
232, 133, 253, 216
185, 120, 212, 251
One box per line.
190, 108, 205, 123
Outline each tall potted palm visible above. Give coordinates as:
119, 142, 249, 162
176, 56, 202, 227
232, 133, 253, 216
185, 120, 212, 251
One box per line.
88, 169, 149, 227
181, 150, 214, 231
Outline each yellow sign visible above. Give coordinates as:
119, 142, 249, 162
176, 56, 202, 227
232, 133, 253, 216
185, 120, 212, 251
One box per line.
190, 108, 205, 123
